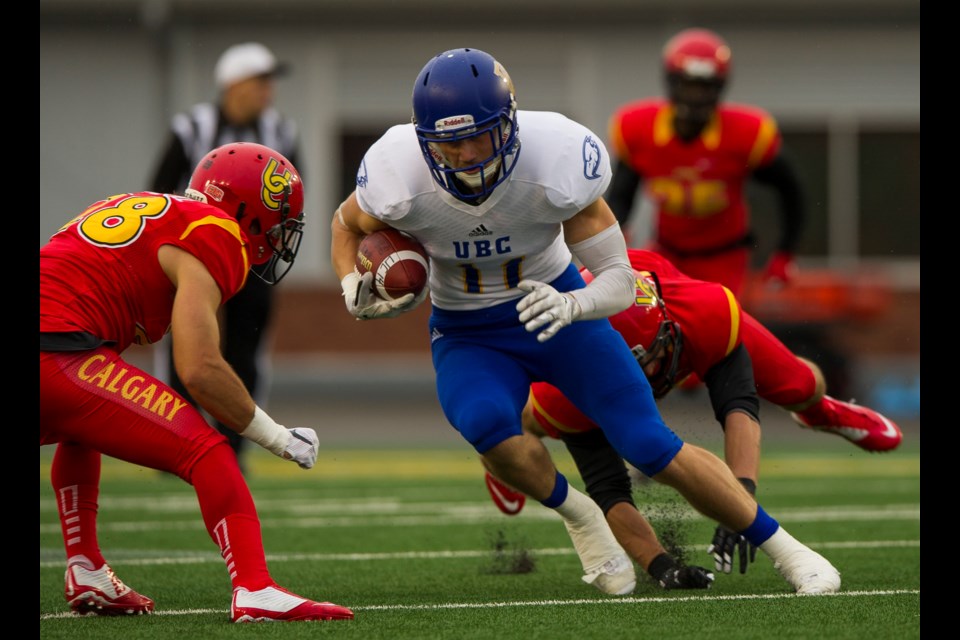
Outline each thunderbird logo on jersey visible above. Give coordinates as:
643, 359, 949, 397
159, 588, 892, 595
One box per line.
356, 159, 369, 188
582, 136, 602, 180
260, 157, 292, 211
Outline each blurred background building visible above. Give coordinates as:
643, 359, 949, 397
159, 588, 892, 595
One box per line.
40, 0, 920, 420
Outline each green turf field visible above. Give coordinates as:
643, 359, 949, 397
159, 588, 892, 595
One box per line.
40, 438, 920, 639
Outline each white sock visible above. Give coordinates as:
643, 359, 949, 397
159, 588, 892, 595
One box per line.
759, 526, 801, 560
553, 485, 598, 524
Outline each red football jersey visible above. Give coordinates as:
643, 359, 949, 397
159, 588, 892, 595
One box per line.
608, 98, 781, 253
40, 192, 250, 350
611, 249, 741, 381
530, 249, 742, 437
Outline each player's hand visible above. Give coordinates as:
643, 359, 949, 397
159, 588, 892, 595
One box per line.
405, 285, 430, 311
282, 427, 320, 470
707, 524, 757, 574
762, 251, 797, 287
341, 269, 420, 320
516, 279, 580, 343
659, 565, 715, 590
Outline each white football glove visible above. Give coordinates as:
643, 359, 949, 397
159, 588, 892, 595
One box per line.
241, 407, 319, 470
516, 279, 581, 343
340, 269, 425, 320
283, 427, 320, 470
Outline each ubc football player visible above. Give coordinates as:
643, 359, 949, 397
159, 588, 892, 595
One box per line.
484, 248, 902, 577
330, 47, 841, 595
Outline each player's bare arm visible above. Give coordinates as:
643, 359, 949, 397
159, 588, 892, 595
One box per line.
560, 197, 620, 245
332, 191, 421, 320
722, 411, 761, 483
158, 244, 255, 431
330, 190, 389, 280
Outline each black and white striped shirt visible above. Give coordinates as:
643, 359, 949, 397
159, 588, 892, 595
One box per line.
149, 102, 300, 194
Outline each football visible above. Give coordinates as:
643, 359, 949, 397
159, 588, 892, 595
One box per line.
356, 229, 429, 301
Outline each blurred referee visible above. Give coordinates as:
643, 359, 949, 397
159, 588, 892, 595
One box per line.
148, 42, 302, 472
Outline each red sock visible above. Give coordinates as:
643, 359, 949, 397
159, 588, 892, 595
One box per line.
211, 514, 274, 592
51, 443, 105, 568
190, 443, 272, 591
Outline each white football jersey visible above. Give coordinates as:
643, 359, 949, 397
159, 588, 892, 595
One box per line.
355, 110, 611, 310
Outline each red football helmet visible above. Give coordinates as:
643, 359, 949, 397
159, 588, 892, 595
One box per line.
582, 267, 683, 399
662, 28, 731, 82
187, 141, 304, 284
662, 28, 730, 140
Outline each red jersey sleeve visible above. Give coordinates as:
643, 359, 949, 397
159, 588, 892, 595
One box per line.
720, 103, 782, 169
607, 99, 662, 166
160, 209, 250, 305
41, 193, 251, 349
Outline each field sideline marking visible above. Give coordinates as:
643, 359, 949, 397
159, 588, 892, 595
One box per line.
39, 589, 921, 621
38, 539, 919, 569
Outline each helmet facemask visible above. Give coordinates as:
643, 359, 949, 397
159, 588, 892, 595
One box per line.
251, 184, 304, 285
418, 112, 519, 202
631, 319, 683, 399
627, 271, 683, 398
667, 74, 724, 141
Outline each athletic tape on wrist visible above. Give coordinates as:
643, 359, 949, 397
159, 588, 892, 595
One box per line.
241, 406, 290, 456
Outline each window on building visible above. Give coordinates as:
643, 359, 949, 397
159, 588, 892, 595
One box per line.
858, 129, 920, 257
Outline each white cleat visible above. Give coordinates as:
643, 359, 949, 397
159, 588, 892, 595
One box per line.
774, 547, 842, 595
231, 584, 353, 622
561, 494, 636, 595
582, 552, 637, 595
65, 559, 154, 616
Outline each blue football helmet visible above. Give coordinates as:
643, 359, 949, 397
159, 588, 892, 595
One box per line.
412, 48, 521, 202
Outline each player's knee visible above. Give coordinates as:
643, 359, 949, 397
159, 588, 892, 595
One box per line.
176, 429, 232, 483
580, 383, 683, 476
456, 398, 522, 452
520, 401, 549, 438
612, 420, 684, 478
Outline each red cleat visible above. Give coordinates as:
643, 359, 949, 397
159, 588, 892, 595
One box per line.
791, 395, 903, 452
231, 585, 354, 622
484, 471, 526, 515
65, 560, 154, 616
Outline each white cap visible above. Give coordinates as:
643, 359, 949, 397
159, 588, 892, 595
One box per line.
214, 42, 288, 90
